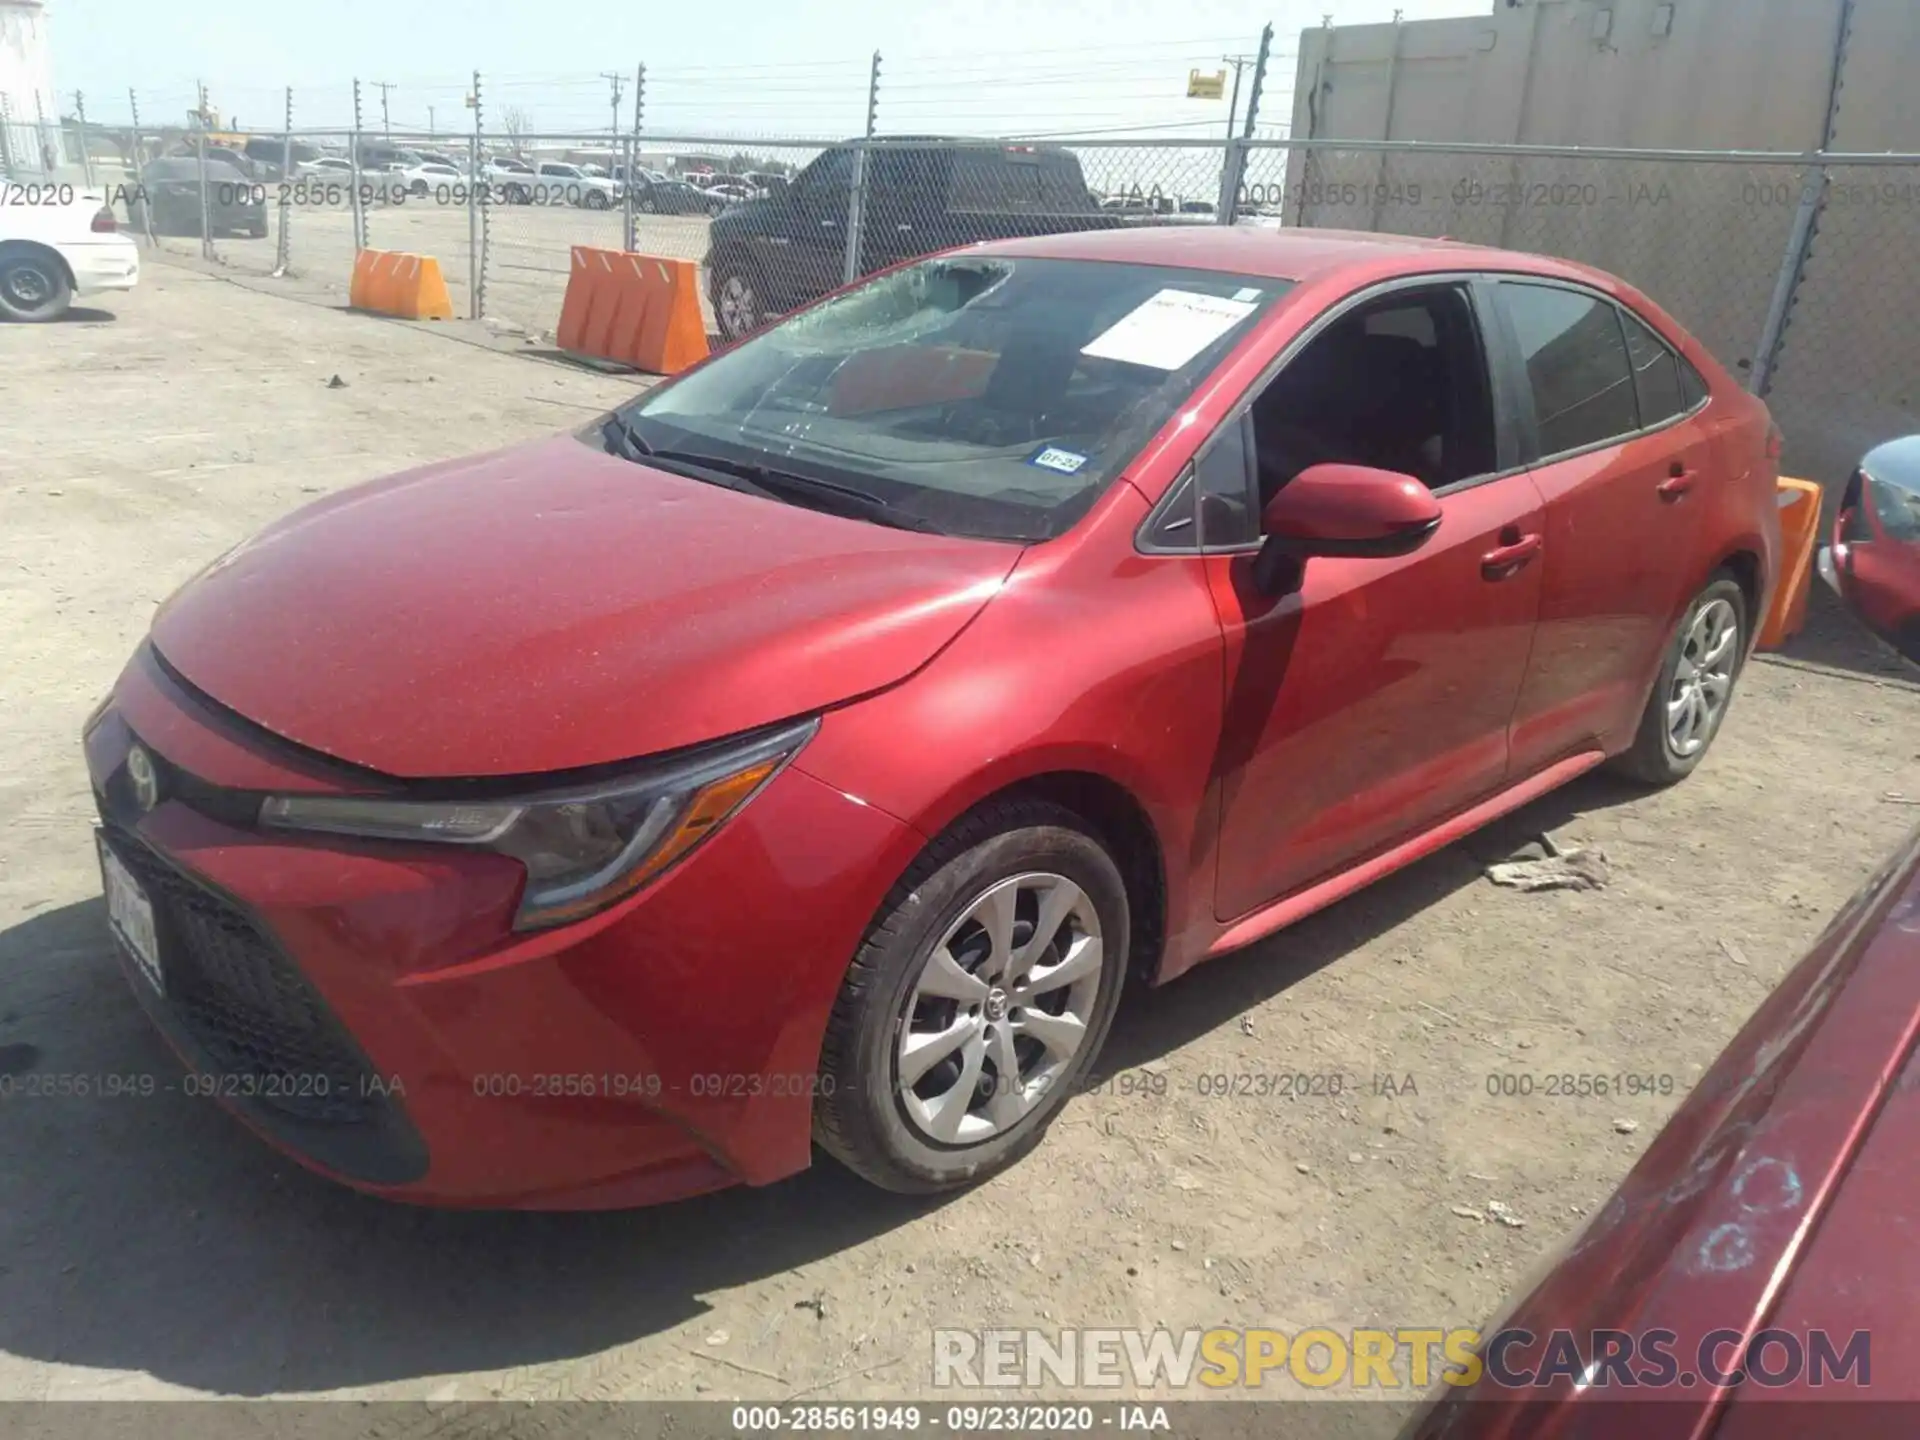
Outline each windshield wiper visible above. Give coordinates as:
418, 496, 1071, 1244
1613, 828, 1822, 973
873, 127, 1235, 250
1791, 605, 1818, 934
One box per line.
602, 417, 943, 534
648, 446, 946, 534
600, 414, 657, 462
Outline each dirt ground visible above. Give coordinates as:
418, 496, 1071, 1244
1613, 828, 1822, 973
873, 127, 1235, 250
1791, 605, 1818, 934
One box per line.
1, 262, 1916, 1408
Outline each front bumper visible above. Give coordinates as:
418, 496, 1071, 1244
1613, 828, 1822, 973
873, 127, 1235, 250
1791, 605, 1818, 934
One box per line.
65, 236, 140, 294
84, 647, 922, 1208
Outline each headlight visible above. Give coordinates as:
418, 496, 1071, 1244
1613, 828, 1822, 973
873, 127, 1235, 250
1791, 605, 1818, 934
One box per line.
260, 718, 818, 930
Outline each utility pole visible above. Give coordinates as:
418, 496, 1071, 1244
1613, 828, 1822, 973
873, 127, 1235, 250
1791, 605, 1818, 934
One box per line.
600, 71, 626, 139
1220, 53, 1256, 141
195, 78, 209, 128
373, 81, 394, 137
428, 105, 436, 136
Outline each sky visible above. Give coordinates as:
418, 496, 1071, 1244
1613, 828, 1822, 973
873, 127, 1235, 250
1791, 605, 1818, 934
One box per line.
48, 0, 1490, 140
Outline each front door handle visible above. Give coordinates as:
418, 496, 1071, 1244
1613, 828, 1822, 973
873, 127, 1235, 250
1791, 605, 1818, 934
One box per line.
1481, 533, 1543, 579
1658, 462, 1696, 501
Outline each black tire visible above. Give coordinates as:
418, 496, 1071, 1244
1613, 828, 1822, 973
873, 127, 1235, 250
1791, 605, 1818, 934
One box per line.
507, 184, 531, 205
813, 799, 1130, 1194
0, 247, 73, 322
1610, 575, 1749, 785
584, 190, 610, 210
246, 219, 269, 239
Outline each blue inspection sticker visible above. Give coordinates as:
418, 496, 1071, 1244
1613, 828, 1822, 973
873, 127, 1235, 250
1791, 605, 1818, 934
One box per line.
1029, 446, 1090, 475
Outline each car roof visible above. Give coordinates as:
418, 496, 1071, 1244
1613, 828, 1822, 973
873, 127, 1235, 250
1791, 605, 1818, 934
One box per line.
972, 225, 1606, 288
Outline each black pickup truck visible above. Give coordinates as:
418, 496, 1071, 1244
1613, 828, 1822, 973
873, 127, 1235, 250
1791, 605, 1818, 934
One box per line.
703, 139, 1127, 340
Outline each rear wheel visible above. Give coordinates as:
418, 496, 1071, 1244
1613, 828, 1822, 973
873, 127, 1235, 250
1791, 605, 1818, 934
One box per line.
814, 800, 1130, 1194
712, 263, 766, 341
1611, 576, 1748, 785
0, 248, 73, 322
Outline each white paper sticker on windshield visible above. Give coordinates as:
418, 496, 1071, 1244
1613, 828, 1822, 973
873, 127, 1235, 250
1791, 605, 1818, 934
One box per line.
1080, 289, 1259, 371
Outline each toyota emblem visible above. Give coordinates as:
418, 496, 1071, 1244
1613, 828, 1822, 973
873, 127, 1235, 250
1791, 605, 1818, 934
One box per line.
126, 745, 160, 813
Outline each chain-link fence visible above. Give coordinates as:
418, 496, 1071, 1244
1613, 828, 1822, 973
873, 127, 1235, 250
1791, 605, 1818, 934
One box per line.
18, 109, 1918, 490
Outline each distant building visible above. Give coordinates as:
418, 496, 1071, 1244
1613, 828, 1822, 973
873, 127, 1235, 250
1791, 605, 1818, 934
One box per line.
1283, 0, 1920, 486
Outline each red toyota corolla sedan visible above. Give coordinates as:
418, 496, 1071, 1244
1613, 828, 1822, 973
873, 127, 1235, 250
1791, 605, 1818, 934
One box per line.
83, 227, 1782, 1208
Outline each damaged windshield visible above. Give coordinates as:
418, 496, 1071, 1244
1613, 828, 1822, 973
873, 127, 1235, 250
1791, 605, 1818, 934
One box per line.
609, 255, 1290, 542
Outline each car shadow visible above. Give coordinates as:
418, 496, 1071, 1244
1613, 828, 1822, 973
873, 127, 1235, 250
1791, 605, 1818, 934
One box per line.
44, 306, 119, 324
0, 898, 950, 1396
1770, 584, 1920, 685
0, 772, 1640, 1396
1097, 768, 1649, 1075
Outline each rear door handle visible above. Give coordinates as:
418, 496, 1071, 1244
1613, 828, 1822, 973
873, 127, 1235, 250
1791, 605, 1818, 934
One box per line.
1658, 463, 1696, 500
1481, 533, 1543, 579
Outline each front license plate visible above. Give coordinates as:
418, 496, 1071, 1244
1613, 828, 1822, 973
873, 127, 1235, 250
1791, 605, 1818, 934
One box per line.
98, 837, 164, 994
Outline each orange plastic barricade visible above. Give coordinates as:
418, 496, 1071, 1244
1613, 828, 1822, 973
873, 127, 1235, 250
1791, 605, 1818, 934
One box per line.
555, 247, 710, 376
348, 249, 454, 321
1758, 477, 1825, 649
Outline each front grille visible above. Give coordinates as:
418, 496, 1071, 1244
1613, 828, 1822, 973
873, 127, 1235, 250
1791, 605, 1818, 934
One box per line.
104, 826, 383, 1126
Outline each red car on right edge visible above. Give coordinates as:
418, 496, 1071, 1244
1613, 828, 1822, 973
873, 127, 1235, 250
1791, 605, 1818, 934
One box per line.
1821, 436, 1920, 665
1404, 821, 1920, 1438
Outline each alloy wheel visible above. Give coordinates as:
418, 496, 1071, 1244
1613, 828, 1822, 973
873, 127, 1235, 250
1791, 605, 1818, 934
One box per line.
718, 273, 759, 337
895, 872, 1104, 1146
1667, 596, 1739, 757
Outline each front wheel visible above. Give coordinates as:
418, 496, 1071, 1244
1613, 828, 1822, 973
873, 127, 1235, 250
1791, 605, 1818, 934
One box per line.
0, 249, 73, 322
814, 800, 1130, 1194
1611, 576, 1748, 785
584, 190, 610, 210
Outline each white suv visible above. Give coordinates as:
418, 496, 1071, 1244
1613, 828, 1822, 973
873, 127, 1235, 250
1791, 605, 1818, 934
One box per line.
0, 186, 139, 321
533, 161, 620, 209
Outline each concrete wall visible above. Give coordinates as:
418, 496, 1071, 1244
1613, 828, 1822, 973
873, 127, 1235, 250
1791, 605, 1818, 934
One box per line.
1281, 0, 1920, 486
0, 0, 58, 172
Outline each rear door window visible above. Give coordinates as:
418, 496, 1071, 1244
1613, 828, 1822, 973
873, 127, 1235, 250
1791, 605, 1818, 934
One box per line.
1496, 282, 1640, 457
1618, 308, 1688, 428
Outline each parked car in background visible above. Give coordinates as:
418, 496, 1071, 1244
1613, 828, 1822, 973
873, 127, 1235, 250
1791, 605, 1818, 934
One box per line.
85, 227, 1778, 1208
129, 157, 269, 239
1820, 436, 1920, 664
705, 179, 757, 206
631, 176, 724, 216
482, 157, 536, 203
533, 161, 620, 209
1403, 818, 1920, 1430
399, 161, 467, 196
0, 185, 137, 321
704, 138, 1119, 339
242, 135, 324, 179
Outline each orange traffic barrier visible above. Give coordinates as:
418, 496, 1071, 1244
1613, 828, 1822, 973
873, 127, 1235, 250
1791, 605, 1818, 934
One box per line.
1758, 476, 1825, 649
348, 249, 454, 321
556, 247, 709, 376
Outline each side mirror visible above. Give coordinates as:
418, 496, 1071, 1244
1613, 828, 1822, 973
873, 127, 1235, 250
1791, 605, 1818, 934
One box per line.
1252, 464, 1441, 596
1261, 463, 1443, 558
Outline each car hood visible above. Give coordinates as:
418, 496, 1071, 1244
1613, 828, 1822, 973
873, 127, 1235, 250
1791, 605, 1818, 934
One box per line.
150, 434, 1019, 778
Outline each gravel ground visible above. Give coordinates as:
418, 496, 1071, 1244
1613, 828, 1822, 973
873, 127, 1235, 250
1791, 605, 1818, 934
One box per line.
1, 261, 1915, 1409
